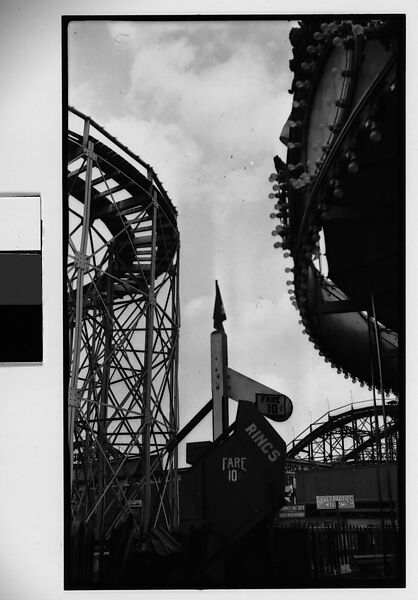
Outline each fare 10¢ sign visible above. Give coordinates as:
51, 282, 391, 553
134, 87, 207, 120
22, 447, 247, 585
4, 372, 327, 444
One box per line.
256, 393, 293, 422
222, 456, 247, 482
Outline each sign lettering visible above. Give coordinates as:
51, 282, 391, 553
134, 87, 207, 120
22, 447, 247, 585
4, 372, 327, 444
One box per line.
316, 495, 355, 509
221, 456, 247, 483
256, 393, 293, 422
244, 422, 281, 462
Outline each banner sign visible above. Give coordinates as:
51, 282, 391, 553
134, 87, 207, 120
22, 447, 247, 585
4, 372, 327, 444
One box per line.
278, 504, 306, 518
316, 494, 355, 509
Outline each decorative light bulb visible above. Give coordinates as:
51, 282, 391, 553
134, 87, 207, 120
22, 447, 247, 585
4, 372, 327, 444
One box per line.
332, 36, 344, 47
269, 213, 278, 219
353, 24, 365, 35
369, 128, 382, 142
268, 193, 276, 199
347, 161, 359, 174
313, 32, 323, 41
301, 61, 314, 71
269, 173, 278, 182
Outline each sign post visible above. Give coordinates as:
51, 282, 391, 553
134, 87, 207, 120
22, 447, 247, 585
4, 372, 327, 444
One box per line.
211, 281, 229, 440
210, 281, 293, 437
211, 330, 229, 440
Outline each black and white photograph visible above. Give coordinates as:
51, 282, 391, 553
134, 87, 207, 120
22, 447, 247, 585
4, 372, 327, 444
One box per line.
0, 2, 414, 598
64, 13, 404, 589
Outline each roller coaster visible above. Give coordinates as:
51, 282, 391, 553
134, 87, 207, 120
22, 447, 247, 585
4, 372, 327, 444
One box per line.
66, 107, 180, 580
287, 399, 398, 464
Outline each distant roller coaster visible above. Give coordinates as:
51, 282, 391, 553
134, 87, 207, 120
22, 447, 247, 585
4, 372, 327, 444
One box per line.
66, 107, 180, 581
287, 399, 398, 464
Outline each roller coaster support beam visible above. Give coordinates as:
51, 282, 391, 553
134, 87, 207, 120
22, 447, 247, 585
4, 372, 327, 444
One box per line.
68, 132, 94, 486
142, 178, 158, 538
96, 247, 114, 579
165, 399, 213, 453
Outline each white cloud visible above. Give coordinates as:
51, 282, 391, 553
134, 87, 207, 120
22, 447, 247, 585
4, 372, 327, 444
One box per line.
103, 114, 203, 198
68, 20, 372, 458
125, 33, 290, 163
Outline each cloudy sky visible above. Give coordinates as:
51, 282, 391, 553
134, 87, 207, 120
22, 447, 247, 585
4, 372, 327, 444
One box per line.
68, 18, 371, 463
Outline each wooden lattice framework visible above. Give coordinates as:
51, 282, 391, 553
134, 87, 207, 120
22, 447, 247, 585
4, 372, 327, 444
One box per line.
287, 400, 398, 464
66, 107, 180, 565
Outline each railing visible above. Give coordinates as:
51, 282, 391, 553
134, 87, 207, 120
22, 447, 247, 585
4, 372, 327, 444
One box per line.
287, 398, 397, 453
274, 523, 400, 583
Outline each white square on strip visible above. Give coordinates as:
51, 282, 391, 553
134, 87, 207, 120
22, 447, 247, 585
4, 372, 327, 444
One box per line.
0, 194, 41, 251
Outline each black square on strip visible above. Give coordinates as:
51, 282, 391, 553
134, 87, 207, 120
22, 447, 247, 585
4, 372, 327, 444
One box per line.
0, 305, 42, 362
